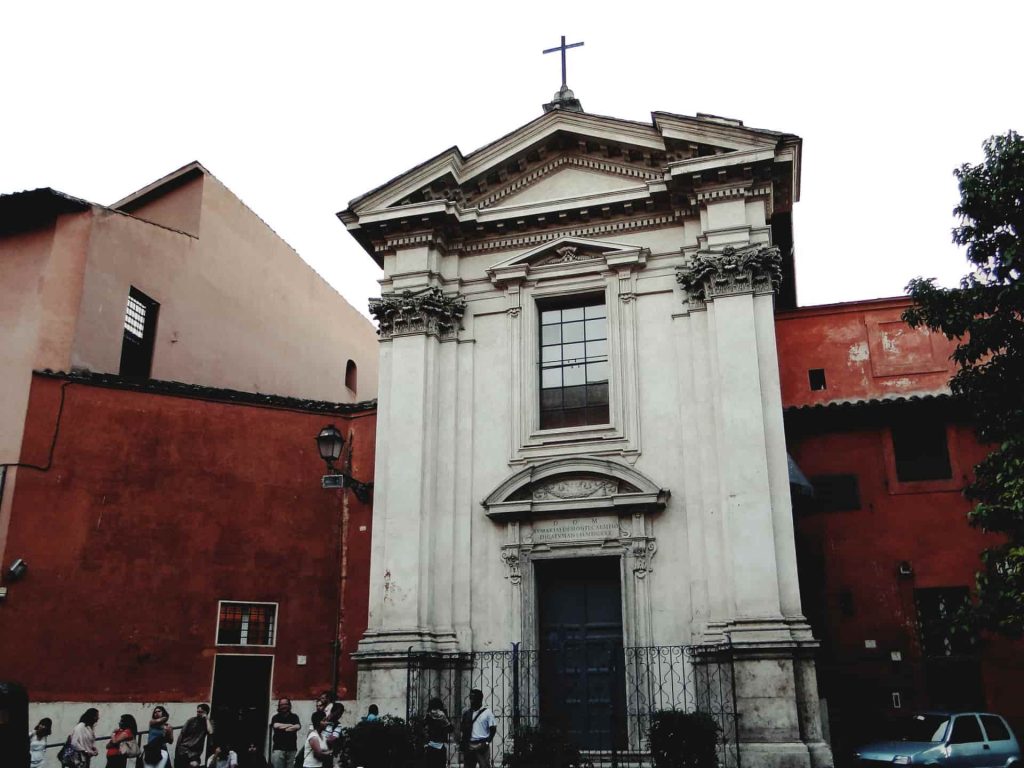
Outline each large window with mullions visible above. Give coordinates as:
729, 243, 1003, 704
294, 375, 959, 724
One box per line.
539, 296, 609, 429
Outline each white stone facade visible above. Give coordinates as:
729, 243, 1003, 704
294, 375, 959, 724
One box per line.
340, 109, 831, 768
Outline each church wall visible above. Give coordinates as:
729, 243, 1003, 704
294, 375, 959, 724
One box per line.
0, 373, 375, 735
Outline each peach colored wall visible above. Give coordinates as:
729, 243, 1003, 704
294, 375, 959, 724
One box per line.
69, 206, 197, 376
121, 171, 204, 236
66, 173, 377, 403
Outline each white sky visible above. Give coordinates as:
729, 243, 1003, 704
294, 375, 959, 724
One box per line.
2, 1, 1021, 319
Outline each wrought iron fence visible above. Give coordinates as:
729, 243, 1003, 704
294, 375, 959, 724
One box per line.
406, 643, 739, 768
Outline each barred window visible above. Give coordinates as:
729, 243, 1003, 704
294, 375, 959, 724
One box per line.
539, 296, 609, 430
217, 601, 277, 646
119, 286, 159, 380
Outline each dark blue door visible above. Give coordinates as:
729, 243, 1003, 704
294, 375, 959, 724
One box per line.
537, 557, 625, 750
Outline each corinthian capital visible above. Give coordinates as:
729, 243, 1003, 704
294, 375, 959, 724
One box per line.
368, 287, 466, 340
676, 244, 782, 302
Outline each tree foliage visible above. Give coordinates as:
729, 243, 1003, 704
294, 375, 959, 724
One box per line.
904, 130, 1024, 637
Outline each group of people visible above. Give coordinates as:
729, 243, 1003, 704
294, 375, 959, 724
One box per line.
31, 703, 256, 768
29, 689, 497, 768
269, 694, 344, 768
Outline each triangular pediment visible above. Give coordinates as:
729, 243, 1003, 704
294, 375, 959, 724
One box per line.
487, 236, 649, 284
480, 160, 651, 210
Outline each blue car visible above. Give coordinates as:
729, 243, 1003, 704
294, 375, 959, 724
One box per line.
856, 712, 1020, 768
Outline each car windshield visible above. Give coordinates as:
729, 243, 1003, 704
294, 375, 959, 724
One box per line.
895, 715, 951, 743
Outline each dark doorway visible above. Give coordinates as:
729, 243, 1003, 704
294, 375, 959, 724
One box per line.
210, 655, 272, 753
536, 556, 625, 750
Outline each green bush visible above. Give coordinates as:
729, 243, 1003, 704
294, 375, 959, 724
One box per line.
647, 711, 721, 768
503, 726, 593, 768
343, 715, 420, 768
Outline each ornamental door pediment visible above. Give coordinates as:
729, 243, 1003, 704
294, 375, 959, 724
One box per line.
486, 236, 649, 285
482, 456, 669, 521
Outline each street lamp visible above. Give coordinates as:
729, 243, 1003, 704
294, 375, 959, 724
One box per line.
315, 424, 373, 503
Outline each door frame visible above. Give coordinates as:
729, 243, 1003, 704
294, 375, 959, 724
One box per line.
208, 652, 275, 752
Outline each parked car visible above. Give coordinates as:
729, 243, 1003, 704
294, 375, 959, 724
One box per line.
855, 712, 1020, 768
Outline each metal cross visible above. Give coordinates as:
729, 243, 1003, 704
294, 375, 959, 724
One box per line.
543, 35, 584, 89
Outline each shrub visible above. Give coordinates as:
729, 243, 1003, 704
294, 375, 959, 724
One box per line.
647, 711, 721, 768
503, 726, 593, 768
343, 715, 420, 768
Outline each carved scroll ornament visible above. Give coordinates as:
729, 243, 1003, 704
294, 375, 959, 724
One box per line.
368, 288, 466, 339
676, 244, 782, 302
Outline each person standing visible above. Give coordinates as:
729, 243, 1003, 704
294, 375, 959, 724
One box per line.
459, 690, 496, 768
301, 712, 331, 768
269, 698, 301, 768
176, 704, 214, 768
106, 714, 140, 768
65, 708, 99, 768
424, 698, 451, 768
148, 707, 174, 749
29, 718, 52, 768
322, 703, 345, 768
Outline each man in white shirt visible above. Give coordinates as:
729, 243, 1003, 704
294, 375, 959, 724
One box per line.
460, 689, 497, 768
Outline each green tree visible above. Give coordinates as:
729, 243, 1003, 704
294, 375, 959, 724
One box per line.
904, 130, 1024, 637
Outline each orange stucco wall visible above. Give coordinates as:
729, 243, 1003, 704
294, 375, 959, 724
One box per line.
0, 374, 375, 704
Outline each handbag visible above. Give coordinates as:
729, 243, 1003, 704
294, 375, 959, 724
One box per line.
120, 735, 141, 757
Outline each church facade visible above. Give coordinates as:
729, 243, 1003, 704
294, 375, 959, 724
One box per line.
340, 101, 831, 768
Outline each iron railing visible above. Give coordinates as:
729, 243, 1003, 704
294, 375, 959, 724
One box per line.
406, 643, 739, 768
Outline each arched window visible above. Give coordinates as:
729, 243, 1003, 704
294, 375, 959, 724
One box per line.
345, 359, 357, 395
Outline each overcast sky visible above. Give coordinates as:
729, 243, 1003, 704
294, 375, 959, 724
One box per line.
3, 1, 1021, 319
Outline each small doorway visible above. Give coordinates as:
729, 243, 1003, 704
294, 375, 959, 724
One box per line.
210, 655, 272, 753
536, 556, 625, 750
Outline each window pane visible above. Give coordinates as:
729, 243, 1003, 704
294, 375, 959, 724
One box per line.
541, 368, 562, 388
950, 716, 983, 744
585, 304, 607, 319
585, 317, 607, 340
587, 361, 609, 383
562, 307, 585, 322
541, 309, 561, 325
587, 404, 610, 425
540, 410, 564, 429
541, 388, 562, 410
542, 325, 561, 345
563, 322, 585, 343
561, 408, 589, 428
562, 343, 585, 363
588, 382, 609, 405
586, 339, 608, 359
562, 384, 586, 409
980, 716, 1010, 741
563, 364, 585, 386
541, 346, 561, 363
892, 420, 952, 482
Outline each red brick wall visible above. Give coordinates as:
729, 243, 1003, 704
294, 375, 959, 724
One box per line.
0, 374, 374, 703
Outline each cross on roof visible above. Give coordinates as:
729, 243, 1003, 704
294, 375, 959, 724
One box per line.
543, 35, 584, 89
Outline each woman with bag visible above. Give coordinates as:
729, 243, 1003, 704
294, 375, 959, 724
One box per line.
106, 714, 140, 768
301, 711, 331, 768
61, 708, 99, 768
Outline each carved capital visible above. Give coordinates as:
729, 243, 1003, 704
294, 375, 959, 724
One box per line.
675, 244, 782, 301
368, 288, 466, 340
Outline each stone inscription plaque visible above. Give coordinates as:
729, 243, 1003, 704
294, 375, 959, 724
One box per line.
532, 517, 619, 544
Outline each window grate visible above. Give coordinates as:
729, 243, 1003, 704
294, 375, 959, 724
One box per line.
124, 294, 148, 339
217, 602, 277, 646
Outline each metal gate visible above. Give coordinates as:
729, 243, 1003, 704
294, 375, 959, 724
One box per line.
406, 643, 740, 768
